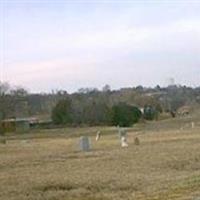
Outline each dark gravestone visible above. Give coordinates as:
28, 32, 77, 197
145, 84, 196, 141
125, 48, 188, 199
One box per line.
134, 137, 140, 145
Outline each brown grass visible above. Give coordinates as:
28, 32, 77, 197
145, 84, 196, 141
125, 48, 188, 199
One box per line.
0, 119, 200, 200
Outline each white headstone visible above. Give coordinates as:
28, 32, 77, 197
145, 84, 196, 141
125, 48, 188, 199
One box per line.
191, 122, 195, 129
96, 131, 101, 141
79, 136, 91, 151
121, 136, 128, 147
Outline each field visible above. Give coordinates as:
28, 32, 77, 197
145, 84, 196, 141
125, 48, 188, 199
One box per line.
1, 116, 200, 200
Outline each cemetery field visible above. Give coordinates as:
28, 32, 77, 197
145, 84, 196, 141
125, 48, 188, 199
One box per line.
1, 122, 200, 200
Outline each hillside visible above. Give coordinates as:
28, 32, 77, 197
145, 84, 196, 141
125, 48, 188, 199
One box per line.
0, 110, 200, 200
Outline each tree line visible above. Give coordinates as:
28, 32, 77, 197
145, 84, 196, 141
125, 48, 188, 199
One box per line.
52, 99, 143, 127
0, 81, 200, 127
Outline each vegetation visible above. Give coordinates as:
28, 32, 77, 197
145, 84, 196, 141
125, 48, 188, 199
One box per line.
51, 99, 142, 127
111, 103, 142, 127
0, 116, 200, 200
143, 105, 158, 120
1, 81, 200, 126
0, 81, 200, 199
51, 98, 73, 125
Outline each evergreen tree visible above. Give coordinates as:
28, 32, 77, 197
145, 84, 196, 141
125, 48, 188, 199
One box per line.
51, 98, 72, 125
111, 103, 141, 127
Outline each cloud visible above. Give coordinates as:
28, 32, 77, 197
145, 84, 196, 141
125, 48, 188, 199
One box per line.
1, 2, 200, 92
2, 58, 99, 89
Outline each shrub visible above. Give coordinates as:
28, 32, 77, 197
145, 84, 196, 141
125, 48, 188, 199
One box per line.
51, 98, 73, 125
143, 105, 158, 120
111, 103, 142, 127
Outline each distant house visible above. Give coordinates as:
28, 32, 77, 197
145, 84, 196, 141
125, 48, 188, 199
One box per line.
177, 106, 191, 116
140, 107, 144, 114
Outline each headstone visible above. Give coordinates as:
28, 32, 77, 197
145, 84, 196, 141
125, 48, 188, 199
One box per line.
134, 137, 140, 145
121, 136, 128, 147
118, 128, 127, 138
191, 122, 195, 129
79, 136, 91, 151
21, 140, 30, 144
96, 131, 101, 141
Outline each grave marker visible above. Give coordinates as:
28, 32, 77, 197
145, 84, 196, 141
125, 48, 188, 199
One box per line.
79, 136, 91, 151
121, 136, 128, 147
96, 131, 101, 141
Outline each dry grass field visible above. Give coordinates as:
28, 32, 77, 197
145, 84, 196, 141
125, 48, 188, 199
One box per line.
1, 116, 200, 200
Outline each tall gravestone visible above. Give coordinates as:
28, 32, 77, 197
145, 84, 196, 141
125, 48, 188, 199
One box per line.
79, 136, 91, 151
118, 128, 127, 138
191, 122, 195, 129
121, 136, 128, 147
118, 128, 128, 147
96, 131, 101, 141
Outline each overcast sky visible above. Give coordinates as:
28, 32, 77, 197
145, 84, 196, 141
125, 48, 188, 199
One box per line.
0, 0, 200, 93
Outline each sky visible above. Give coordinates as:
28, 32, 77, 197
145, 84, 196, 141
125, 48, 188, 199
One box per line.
0, 0, 200, 93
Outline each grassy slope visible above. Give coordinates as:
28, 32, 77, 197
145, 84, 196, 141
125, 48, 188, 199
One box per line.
0, 114, 200, 200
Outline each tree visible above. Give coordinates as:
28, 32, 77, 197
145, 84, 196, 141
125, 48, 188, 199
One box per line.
10, 87, 28, 97
102, 84, 111, 92
143, 105, 158, 120
111, 103, 142, 127
51, 98, 72, 125
0, 81, 10, 95
82, 101, 111, 125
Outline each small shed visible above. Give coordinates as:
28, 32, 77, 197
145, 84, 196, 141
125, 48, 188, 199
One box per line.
1, 118, 30, 133
15, 119, 30, 133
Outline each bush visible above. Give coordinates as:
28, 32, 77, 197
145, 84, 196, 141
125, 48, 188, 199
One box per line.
0, 123, 5, 136
143, 105, 158, 120
111, 103, 142, 127
51, 98, 73, 125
